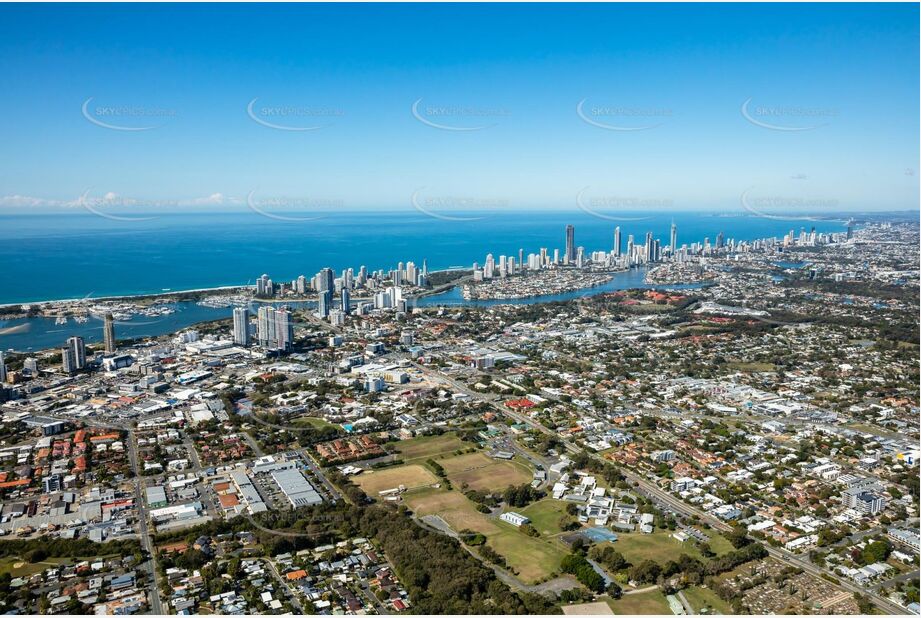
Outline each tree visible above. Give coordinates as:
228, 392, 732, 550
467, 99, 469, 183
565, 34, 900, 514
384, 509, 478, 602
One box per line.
590, 545, 627, 572
561, 553, 605, 593
860, 540, 891, 565
521, 524, 540, 538
727, 527, 751, 549
25, 548, 48, 563
854, 593, 874, 614
629, 560, 661, 584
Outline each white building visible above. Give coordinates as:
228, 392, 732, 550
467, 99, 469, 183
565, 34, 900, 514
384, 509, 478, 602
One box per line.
889, 528, 921, 553
499, 512, 530, 527
843, 489, 885, 515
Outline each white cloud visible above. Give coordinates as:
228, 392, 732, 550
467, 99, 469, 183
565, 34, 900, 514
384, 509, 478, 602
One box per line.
192, 192, 227, 205
0, 194, 66, 207
0, 192, 242, 209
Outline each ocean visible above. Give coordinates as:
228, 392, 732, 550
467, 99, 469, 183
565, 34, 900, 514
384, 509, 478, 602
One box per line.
0, 210, 847, 352
0, 210, 846, 305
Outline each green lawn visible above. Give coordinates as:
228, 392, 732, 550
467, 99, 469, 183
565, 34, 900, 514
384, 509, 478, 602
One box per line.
605, 589, 672, 614
704, 531, 735, 556
520, 499, 571, 536
293, 416, 340, 430
608, 530, 705, 565
0, 556, 71, 578
489, 522, 566, 584
403, 480, 563, 584
682, 586, 733, 614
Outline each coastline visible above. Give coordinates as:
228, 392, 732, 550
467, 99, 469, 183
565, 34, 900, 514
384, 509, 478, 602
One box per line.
0, 267, 481, 309
0, 284, 253, 310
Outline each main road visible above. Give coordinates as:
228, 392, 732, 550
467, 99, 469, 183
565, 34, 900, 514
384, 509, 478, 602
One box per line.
127, 430, 165, 615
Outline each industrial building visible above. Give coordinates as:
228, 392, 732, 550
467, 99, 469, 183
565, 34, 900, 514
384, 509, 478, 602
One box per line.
270, 467, 323, 508
230, 470, 268, 514
145, 485, 168, 508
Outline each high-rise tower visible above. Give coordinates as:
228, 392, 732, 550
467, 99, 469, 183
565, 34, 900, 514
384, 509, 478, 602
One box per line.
64, 336, 85, 372
103, 312, 116, 353
565, 225, 575, 262
233, 307, 251, 346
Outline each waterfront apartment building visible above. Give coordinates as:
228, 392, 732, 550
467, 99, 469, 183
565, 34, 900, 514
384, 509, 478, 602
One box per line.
316, 267, 334, 293
317, 290, 333, 318
23, 357, 38, 377
255, 274, 273, 297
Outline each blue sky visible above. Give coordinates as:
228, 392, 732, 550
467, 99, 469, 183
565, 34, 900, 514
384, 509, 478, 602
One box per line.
0, 3, 917, 213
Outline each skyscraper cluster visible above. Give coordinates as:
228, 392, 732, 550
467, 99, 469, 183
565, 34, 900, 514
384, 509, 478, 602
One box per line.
256, 305, 294, 352
254, 257, 427, 306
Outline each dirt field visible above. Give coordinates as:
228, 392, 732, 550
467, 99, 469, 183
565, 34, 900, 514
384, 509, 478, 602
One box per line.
404, 488, 500, 535
441, 452, 532, 491
561, 601, 614, 615
354, 464, 439, 495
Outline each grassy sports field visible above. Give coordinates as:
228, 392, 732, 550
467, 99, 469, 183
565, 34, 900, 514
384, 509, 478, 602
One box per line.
404, 487, 500, 535
394, 433, 468, 461
520, 499, 571, 536
440, 452, 532, 491
488, 523, 567, 583
354, 464, 439, 495
605, 589, 672, 614
604, 529, 707, 564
